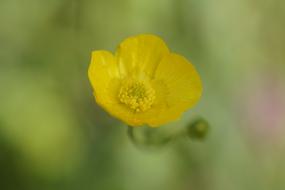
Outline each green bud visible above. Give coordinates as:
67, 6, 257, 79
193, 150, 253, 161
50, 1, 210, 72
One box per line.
187, 118, 209, 140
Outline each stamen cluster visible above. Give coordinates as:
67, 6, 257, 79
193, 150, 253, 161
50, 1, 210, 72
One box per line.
118, 80, 155, 112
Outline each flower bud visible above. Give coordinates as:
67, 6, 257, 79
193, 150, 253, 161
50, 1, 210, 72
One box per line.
187, 118, 209, 140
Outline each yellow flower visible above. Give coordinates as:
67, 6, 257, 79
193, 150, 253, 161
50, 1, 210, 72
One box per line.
88, 34, 202, 127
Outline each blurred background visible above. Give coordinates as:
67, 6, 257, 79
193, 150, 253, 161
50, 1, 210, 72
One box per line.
1, 0, 285, 189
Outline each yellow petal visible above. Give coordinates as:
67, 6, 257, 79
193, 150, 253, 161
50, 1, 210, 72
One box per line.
88, 50, 119, 101
141, 53, 203, 127
116, 34, 169, 78
88, 52, 137, 125
94, 79, 135, 125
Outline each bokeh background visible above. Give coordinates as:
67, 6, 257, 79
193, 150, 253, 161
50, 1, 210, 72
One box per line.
1, 0, 285, 189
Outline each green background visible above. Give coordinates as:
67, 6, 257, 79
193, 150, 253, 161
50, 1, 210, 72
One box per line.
1, 0, 285, 189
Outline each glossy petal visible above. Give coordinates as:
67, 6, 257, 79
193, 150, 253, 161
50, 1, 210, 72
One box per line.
116, 34, 169, 78
88, 51, 139, 125
144, 53, 203, 126
88, 51, 119, 105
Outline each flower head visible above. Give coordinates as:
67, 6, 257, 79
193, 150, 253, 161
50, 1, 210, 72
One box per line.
88, 34, 202, 127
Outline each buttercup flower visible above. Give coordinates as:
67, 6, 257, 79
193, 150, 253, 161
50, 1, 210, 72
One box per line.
88, 34, 202, 127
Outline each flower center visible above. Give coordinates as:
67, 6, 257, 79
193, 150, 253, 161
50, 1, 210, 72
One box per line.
118, 80, 155, 112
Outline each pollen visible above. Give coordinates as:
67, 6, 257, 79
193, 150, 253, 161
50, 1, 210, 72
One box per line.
118, 80, 155, 113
